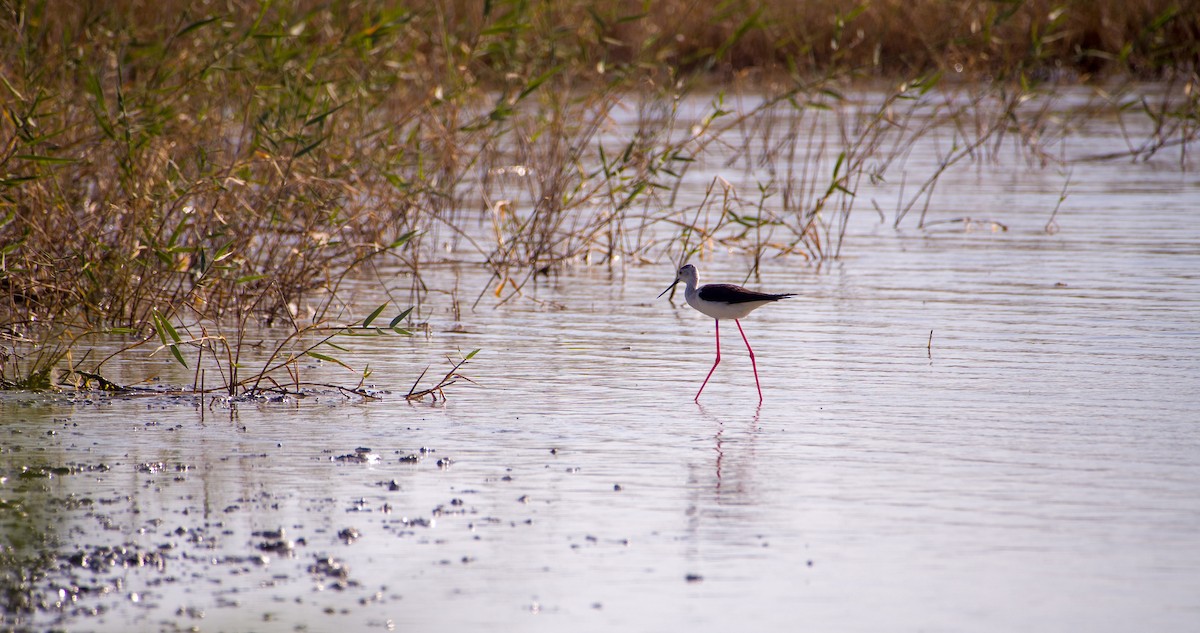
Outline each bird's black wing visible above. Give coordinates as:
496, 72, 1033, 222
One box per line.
698, 284, 795, 304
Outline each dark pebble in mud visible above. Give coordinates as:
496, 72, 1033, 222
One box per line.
16, 465, 67, 479
613, 484, 623, 491
67, 546, 167, 573
257, 539, 296, 555
308, 556, 358, 590
685, 573, 703, 583
334, 447, 379, 464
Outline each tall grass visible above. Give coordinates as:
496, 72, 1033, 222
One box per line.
1, 0, 1197, 392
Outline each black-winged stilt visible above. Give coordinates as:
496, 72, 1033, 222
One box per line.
658, 264, 795, 402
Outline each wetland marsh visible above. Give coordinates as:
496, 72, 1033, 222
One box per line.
3, 2, 1200, 631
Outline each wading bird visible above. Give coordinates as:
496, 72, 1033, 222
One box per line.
658, 264, 795, 402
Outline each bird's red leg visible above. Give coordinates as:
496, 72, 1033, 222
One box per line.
696, 319, 721, 402
735, 319, 763, 402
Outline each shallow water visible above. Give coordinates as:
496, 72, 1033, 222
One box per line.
3, 91, 1200, 632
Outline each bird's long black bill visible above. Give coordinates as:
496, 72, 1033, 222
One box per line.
657, 279, 679, 299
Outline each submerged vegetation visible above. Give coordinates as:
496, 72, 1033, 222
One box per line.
1, 0, 1197, 393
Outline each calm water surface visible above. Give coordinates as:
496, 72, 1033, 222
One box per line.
3, 93, 1199, 632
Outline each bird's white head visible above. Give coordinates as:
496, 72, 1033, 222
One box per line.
676, 264, 698, 286
657, 264, 699, 298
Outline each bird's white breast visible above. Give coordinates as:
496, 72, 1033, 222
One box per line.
685, 292, 770, 320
